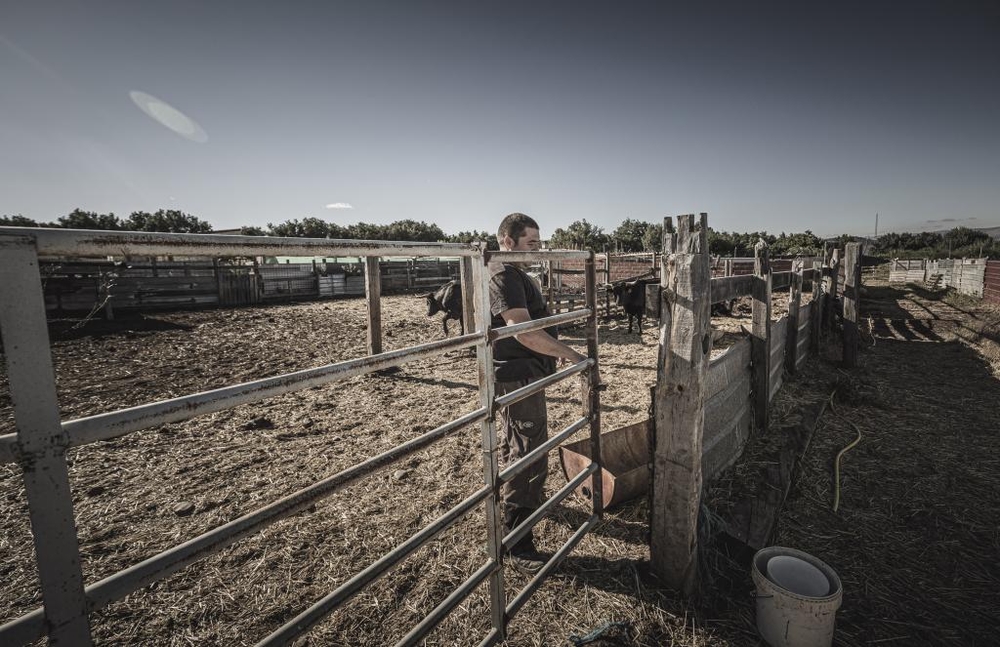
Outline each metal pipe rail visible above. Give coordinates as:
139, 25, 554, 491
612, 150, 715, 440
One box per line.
506, 514, 599, 619
0, 332, 481, 464
488, 308, 592, 341
0, 226, 481, 259
498, 416, 590, 485
0, 232, 605, 646
0, 407, 489, 645
493, 359, 594, 410
393, 561, 496, 647
486, 250, 592, 263
502, 463, 598, 551
477, 515, 599, 647
255, 484, 493, 646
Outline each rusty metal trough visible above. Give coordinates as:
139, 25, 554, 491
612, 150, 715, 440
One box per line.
559, 418, 651, 509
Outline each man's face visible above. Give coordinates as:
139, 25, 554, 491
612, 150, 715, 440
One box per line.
505, 227, 541, 252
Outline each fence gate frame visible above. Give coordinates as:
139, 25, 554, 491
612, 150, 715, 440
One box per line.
0, 227, 603, 646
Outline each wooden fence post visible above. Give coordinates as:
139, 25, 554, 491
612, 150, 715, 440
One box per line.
460, 256, 475, 334
545, 259, 554, 313
786, 260, 802, 374
824, 248, 841, 331
811, 260, 823, 353
751, 240, 771, 433
604, 254, 611, 318
365, 256, 382, 355
651, 213, 711, 596
843, 242, 861, 368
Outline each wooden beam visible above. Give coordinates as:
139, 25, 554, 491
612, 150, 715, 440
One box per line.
364, 256, 382, 355
651, 213, 710, 596
603, 254, 611, 318
843, 242, 861, 368
771, 270, 794, 291
785, 265, 802, 374
811, 260, 823, 353
751, 240, 771, 433
824, 248, 841, 331
460, 256, 475, 335
710, 274, 755, 303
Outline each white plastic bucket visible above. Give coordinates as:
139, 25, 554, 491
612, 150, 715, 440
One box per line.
752, 546, 843, 647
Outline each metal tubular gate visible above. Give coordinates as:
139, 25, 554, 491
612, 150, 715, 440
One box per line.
0, 227, 603, 646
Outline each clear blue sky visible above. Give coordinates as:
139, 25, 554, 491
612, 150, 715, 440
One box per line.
2, 1, 998, 238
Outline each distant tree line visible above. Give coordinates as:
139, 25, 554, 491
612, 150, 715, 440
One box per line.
553, 218, 997, 259
3, 210, 995, 258
871, 227, 997, 259
255, 217, 499, 250
551, 218, 829, 257
1, 209, 213, 233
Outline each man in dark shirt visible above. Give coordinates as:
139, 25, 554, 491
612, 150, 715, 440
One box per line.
489, 212, 592, 575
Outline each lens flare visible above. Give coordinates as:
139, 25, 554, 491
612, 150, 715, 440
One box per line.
129, 90, 208, 143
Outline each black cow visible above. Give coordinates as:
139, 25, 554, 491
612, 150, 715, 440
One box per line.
710, 299, 738, 317
611, 279, 652, 334
425, 280, 464, 336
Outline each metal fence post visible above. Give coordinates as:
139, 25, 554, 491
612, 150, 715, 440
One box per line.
0, 235, 93, 645
365, 256, 382, 355
473, 250, 506, 643
583, 253, 603, 518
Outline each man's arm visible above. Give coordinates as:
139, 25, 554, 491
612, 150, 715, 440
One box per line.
499, 307, 588, 364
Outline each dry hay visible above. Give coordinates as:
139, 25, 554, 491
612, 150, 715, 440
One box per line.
0, 284, 893, 646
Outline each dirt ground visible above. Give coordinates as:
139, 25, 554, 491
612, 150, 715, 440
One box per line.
1, 282, 997, 646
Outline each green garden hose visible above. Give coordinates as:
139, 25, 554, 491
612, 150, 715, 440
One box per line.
831, 399, 863, 513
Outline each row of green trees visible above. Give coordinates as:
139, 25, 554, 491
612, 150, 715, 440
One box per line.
551, 218, 829, 256
550, 218, 998, 258
1, 209, 213, 233
3, 210, 995, 258
870, 227, 997, 259
252, 217, 500, 249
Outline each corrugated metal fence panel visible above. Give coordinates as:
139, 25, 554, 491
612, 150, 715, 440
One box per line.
219, 271, 261, 307
378, 260, 459, 292
984, 260, 1000, 305
769, 316, 787, 401
703, 338, 751, 481
258, 264, 317, 300
42, 261, 223, 312
111, 275, 219, 308
39, 258, 457, 312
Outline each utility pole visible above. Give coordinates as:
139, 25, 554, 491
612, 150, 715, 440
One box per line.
874, 212, 878, 239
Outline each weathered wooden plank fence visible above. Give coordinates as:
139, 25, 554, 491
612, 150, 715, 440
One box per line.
889, 257, 989, 297
648, 215, 854, 594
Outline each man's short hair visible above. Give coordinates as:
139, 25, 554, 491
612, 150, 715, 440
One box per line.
498, 213, 539, 243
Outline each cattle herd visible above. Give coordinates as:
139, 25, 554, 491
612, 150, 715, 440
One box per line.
425, 276, 740, 338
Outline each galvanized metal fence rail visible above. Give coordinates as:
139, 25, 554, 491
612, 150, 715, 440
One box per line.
0, 227, 602, 646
